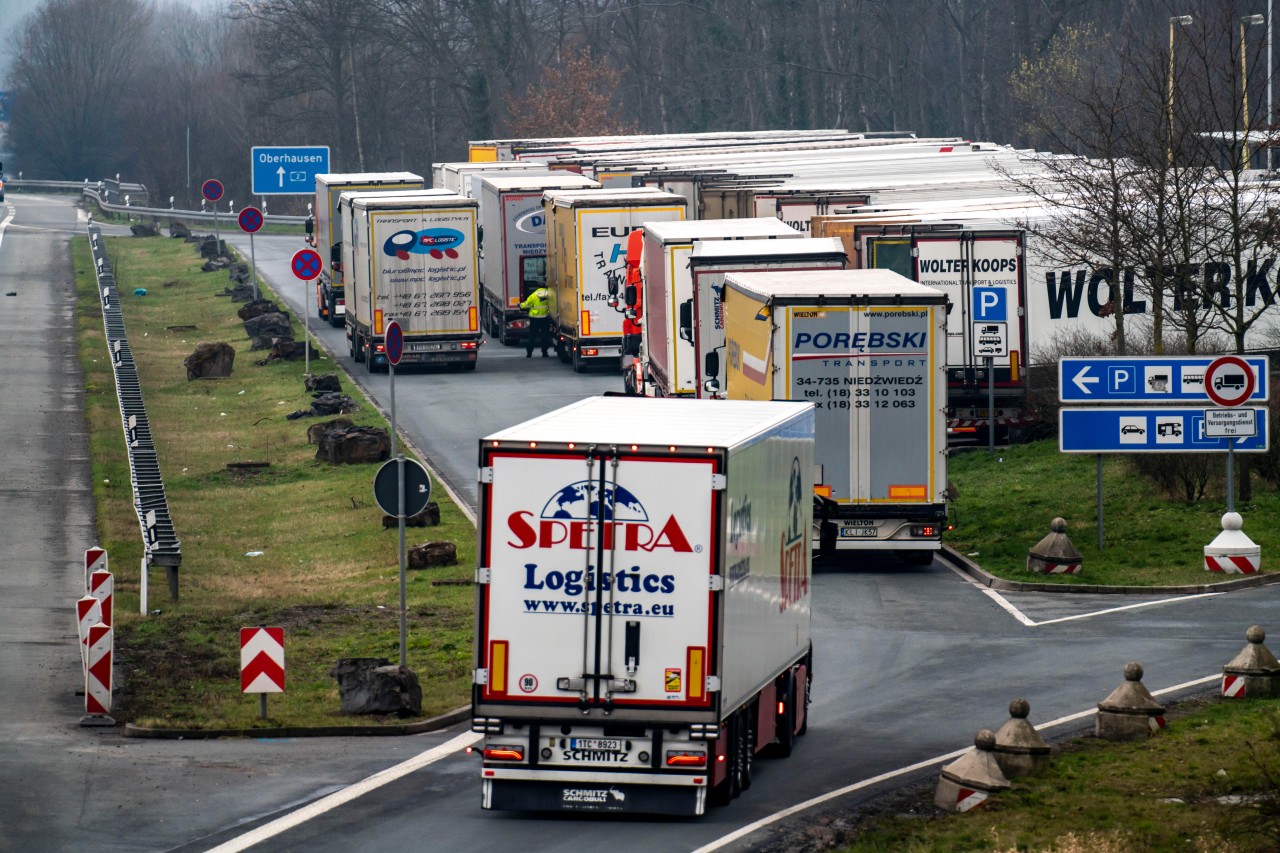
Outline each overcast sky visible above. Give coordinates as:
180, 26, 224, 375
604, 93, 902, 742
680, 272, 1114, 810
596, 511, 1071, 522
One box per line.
1, 0, 230, 84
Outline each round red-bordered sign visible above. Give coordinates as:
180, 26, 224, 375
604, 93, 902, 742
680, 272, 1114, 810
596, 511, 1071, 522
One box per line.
201, 179, 224, 202
291, 248, 323, 281
385, 320, 403, 366
518, 674, 538, 693
1204, 355, 1255, 407
238, 205, 263, 233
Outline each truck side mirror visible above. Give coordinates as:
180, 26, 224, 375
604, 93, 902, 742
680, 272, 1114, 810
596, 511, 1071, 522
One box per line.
678, 300, 693, 343
606, 269, 620, 298
624, 284, 637, 308
330, 244, 341, 267
704, 351, 719, 380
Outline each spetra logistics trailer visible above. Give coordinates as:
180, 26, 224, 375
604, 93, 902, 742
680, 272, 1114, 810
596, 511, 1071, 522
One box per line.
473, 396, 815, 815
476, 172, 600, 345
340, 191, 482, 371
308, 172, 424, 326
721, 269, 948, 562
543, 187, 686, 371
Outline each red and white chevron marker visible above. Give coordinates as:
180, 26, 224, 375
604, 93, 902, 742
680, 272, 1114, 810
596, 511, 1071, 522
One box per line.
1204, 554, 1260, 574
84, 546, 107, 591
89, 569, 114, 627
1222, 674, 1247, 698
81, 622, 115, 725
954, 787, 989, 812
76, 596, 102, 675
241, 627, 285, 694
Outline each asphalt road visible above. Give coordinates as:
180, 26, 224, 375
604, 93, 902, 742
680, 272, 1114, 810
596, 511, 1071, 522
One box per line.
4, 201, 1279, 852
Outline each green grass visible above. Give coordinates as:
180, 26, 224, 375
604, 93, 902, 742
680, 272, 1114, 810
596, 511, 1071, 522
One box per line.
947, 441, 1280, 586
76, 234, 472, 728
838, 697, 1280, 852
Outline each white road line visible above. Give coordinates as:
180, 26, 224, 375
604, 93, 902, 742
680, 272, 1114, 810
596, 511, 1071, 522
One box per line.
944, 560, 1223, 626
692, 674, 1219, 853
205, 730, 480, 853
0, 206, 16, 253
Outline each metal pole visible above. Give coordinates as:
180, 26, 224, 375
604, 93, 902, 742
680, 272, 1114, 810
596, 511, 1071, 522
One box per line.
1096, 453, 1104, 550
1227, 438, 1236, 513
987, 356, 995, 455
186, 127, 191, 191
213, 207, 220, 260
260, 693, 267, 721
1269, 0, 1274, 170
304, 282, 311, 376
391, 354, 407, 670
139, 557, 147, 616
250, 231, 258, 302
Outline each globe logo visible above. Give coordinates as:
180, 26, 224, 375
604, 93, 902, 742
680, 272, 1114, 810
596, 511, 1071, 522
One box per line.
541, 481, 648, 521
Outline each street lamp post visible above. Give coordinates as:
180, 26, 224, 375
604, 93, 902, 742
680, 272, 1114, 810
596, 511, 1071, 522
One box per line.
1243, 14, 1266, 165
1169, 15, 1194, 166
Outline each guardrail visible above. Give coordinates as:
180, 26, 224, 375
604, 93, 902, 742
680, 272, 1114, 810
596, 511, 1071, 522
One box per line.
83, 187, 308, 225
87, 225, 184, 600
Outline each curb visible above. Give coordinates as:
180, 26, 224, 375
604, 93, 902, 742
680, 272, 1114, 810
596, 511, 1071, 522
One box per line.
940, 545, 1280, 594
121, 705, 471, 740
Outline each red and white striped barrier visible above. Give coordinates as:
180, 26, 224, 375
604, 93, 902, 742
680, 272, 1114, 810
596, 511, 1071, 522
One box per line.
1222, 674, 1247, 698
1204, 553, 1260, 574
1148, 714, 1166, 733
89, 569, 113, 627
1204, 512, 1260, 575
84, 546, 107, 591
954, 787, 989, 812
1039, 560, 1081, 575
76, 596, 102, 675
82, 622, 115, 725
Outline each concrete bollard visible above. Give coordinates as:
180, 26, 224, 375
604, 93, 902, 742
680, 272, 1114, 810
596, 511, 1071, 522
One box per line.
1222, 625, 1280, 699
1204, 512, 1260, 574
1027, 517, 1082, 575
934, 729, 1010, 813
1096, 662, 1165, 740
993, 698, 1051, 778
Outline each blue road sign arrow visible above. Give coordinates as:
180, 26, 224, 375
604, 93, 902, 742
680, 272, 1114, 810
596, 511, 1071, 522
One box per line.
1071, 365, 1100, 395
1059, 356, 1269, 404
251, 146, 330, 196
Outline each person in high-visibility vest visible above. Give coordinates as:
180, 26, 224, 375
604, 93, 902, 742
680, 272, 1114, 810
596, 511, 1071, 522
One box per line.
521, 287, 552, 357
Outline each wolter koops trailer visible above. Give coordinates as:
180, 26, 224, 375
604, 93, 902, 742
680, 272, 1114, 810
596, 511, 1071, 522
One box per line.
721, 269, 948, 562
473, 397, 815, 815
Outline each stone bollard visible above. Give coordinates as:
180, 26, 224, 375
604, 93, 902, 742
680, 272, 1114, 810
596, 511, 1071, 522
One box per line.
993, 698, 1051, 778
1096, 662, 1165, 740
1204, 512, 1260, 574
1222, 625, 1280, 699
1027, 517, 1082, 575
934, 729, 1010, 813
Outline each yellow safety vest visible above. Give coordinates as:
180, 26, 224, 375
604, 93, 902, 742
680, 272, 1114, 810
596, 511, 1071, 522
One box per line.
521, 288, 550, 318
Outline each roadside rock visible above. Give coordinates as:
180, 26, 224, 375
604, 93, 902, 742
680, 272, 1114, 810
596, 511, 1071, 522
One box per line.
169, 221, 191, 239
330, 658, 422, 717
383, 502, 440, 529
305, 373, 341, 393
183, 342, 235, 380
243, 311, 292, 340
307, 417, 355, 445
237, 299, 282, 322
130, 221, 160, 237
407, 540, 456, 569
312, 424, 388, 463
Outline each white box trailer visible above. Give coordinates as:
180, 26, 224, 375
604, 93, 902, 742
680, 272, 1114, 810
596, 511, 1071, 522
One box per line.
340, 191, 482, 371
432, 160, 553, 193
476, 173, 601, 345
634, 218, 802, 398
690, 238, 848, 397
544, 188, 686, 371
721, 270, 948, 562
310, 172, 424, 326
473, 397, 815, 815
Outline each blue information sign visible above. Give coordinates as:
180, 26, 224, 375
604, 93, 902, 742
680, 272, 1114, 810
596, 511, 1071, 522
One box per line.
1059, 356, 1269, 404
972, 287, 1007, 322
1059, 407, 1269, 453
251, 146, 331, 195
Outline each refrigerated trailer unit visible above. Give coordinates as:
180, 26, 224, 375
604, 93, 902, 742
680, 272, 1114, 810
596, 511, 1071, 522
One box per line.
721, 270, 948, 562
473, 397, 815, 815
340, 191, 482, 371
309, 172, 425, 326
475, 172, 601, 345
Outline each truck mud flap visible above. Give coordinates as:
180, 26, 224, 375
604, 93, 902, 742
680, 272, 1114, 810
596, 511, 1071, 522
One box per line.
486, 779, 702, 816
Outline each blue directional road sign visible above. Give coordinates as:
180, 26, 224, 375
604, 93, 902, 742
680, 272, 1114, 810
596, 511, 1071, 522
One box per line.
1060, 407, 1269, 453
1059, 356, 1269, 404
251, 146, 331, 195
972, 287, 1007, 322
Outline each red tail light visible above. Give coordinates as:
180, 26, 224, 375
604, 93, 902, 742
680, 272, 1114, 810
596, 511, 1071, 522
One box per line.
666, 750, 707, 767
460, 341, 478, 350
483, 746, 524, 761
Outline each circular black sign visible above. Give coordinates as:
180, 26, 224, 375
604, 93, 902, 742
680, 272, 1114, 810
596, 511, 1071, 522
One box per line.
373, 458, 432, 517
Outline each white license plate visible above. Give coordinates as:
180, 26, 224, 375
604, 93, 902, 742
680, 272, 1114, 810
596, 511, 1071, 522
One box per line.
411, 343, 442, 352
840, 527, 879, 538
570, 738, 624, 751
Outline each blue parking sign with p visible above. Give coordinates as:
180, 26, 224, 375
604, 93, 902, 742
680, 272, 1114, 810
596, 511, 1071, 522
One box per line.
972, 287, 1007, 322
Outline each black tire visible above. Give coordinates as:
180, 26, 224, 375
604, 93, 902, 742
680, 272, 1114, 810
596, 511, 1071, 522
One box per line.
572, 346, 586, 373
558, 340, 571, 364
739, 706, 754, 792
797, 668, 810, 736
902, 550, 935, 566
461, 361, 477, 371
364, 338, 378, 373
775, 672, 796, 758
709, 718, 738, 807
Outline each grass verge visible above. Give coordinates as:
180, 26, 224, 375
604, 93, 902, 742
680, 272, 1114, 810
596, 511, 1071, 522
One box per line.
947, 441, 1280, 586
832, 695, 1280, 853
76, 233, 473, 729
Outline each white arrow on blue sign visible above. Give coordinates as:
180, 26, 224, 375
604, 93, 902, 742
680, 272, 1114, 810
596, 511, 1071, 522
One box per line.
1058, 356, 1268, 404
251, 146, 331, 196
1059, 407, 1269, 453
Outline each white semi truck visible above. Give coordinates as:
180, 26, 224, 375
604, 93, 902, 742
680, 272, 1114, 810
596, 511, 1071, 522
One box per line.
721, 269, 949, 562
340, 191, 482, 371
472, 397, 815, 815
309, 172, 424, 326
475, 172, 600, 345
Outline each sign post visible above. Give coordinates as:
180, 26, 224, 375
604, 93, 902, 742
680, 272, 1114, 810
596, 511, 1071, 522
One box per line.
290, 248, 323, 376
1204, 355, 1258, 513
971, 288, 1008, 455
373, 455, 431, 671
240, 627, 285, 720
384, 321, 410, 667
238, 205, 264, 301
202, 179, 224, 256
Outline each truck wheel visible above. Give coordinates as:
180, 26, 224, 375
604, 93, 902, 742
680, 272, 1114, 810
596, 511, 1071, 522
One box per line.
558, 341, 571, 364
461, 361, 477, 371
572, 347, 586, 373
902, 550, 934, 566
364, 340, 377, 373
797, 669, 810, 736
327, 297, 342, 328
709, 720, 738, 807
739, 706, 754, 792
775, 672, 796, 758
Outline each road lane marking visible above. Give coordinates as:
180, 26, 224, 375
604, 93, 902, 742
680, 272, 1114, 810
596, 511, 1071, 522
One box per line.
205, 730, 480, 852
944, 560, 1223, 626
692, 674, 1218, 853
0, 206, 15, 253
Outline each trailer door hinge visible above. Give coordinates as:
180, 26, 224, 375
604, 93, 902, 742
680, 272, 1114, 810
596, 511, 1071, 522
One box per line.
708, 575, 724, 591
710, 473, 726, 491
705, 676, 721, 693
479, 466, 494, 483
476, 567, 492, 585
473, 668, 489, 685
